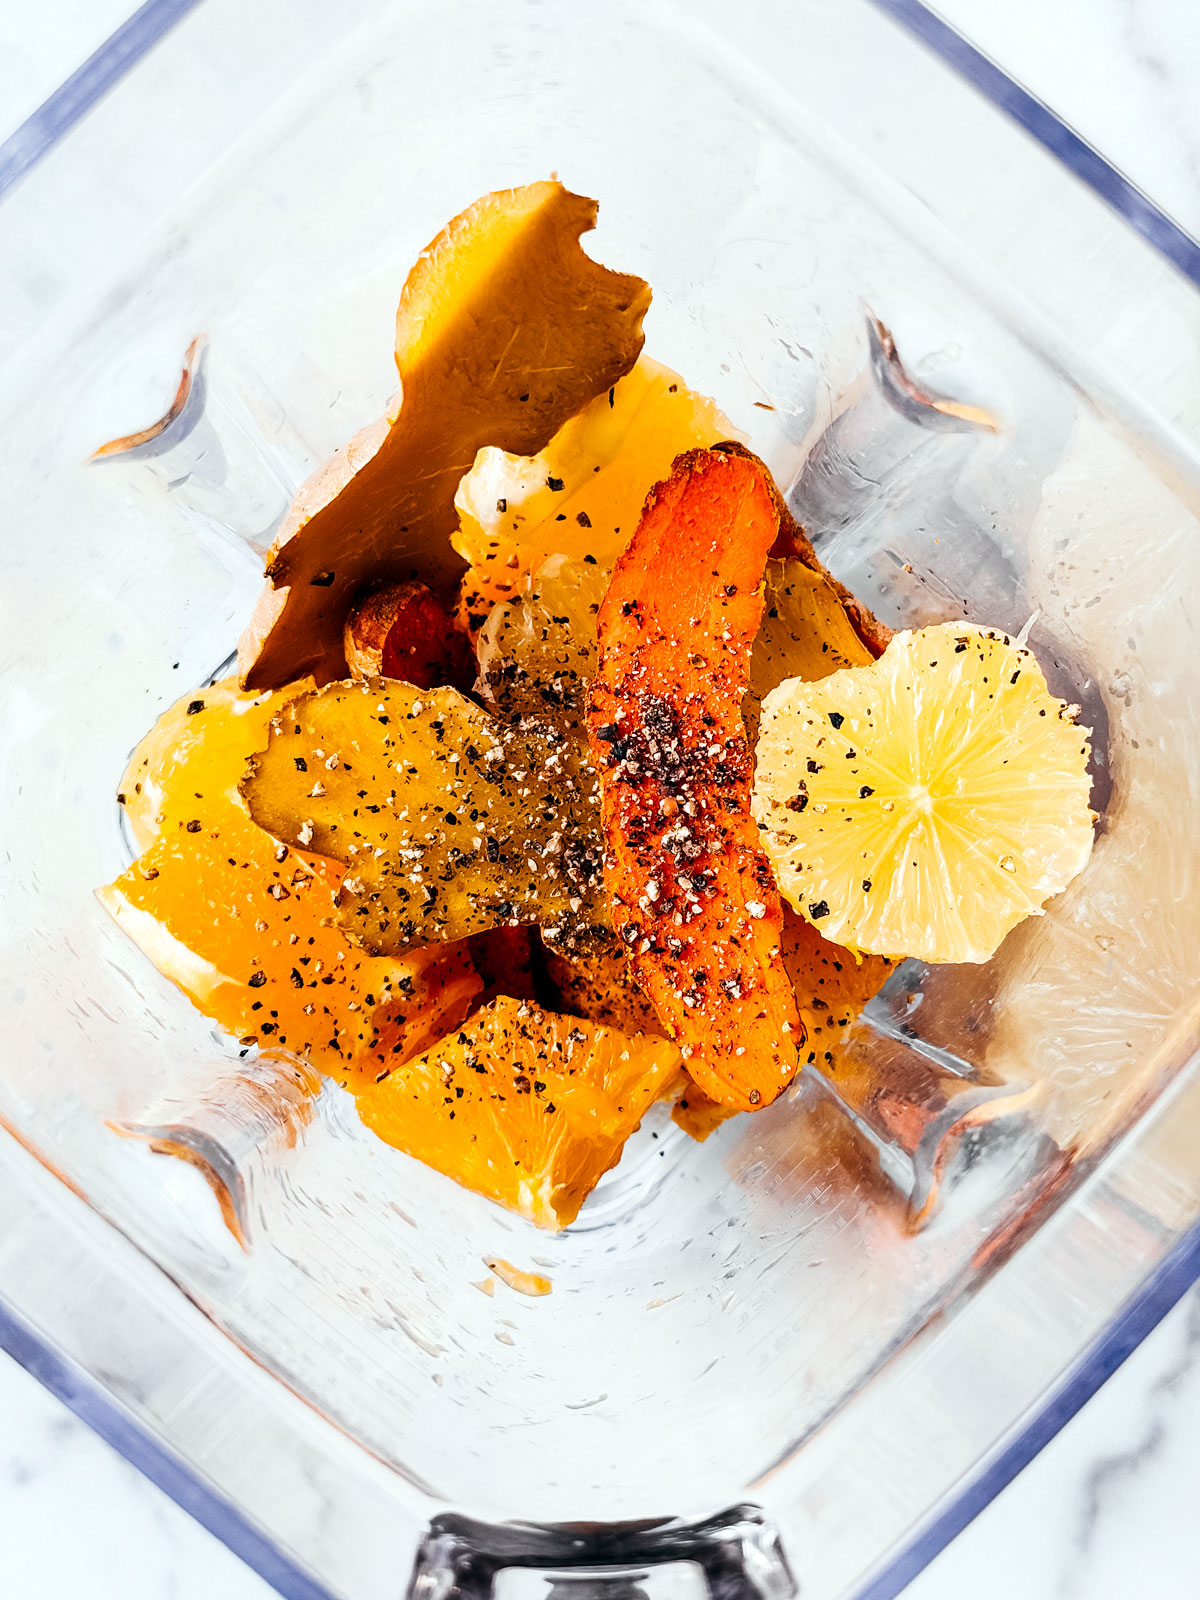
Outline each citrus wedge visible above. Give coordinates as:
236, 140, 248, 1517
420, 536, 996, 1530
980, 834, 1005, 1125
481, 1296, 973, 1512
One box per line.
99, 679, 480, 1080
753, 622, 1095, 965
352, 996, 681, 1228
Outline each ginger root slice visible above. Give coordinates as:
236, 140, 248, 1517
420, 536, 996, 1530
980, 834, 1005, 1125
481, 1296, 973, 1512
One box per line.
240, 678, 604, 954
588, 444, 803, 1112
239, 180, 651, 691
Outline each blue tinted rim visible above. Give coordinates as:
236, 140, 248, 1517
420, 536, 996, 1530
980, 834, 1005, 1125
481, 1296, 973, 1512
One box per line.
4, 1216, 1199, 1600
0, 0, 204, 200
858, 1213, 1200, 1598
869, 0, 1200, 288
2, 1, 1199, 1596
5, 0, 1200, 290
0, 1296, 336, 1600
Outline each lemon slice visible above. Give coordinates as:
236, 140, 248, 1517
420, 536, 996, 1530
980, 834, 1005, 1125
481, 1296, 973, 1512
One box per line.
752, 622, 1095, 964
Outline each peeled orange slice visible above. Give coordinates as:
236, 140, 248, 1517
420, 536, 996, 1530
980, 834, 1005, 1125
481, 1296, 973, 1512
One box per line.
99, 679, 480, 1080
353, 995, 681, 1228
752, 623, 1095, 965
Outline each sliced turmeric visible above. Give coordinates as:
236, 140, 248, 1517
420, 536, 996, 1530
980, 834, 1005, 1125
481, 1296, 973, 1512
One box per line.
587, 444, 803, 1111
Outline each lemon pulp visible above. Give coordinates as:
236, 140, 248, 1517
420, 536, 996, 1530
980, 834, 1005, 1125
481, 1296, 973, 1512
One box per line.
752, 623, 1095, 964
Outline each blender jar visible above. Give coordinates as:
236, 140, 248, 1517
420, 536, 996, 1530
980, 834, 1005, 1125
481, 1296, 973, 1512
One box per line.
1, 3, 1198, 1597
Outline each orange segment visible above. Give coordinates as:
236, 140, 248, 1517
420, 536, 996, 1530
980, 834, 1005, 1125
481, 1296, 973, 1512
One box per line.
353, 996, 681, 1228
99, 679, 479, 1081
781, 905, 893, 1069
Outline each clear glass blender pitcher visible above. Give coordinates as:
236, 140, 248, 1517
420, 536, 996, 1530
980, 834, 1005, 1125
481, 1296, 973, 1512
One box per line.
2, 3, 1199, 1597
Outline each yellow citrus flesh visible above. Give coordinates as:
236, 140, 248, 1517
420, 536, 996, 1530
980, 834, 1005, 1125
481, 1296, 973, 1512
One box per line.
353, 996, 681, 1228
752, 623, 1095, 964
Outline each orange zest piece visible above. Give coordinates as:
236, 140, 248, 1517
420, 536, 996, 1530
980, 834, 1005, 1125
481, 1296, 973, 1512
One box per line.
588, 444, 803, 1111
485, 1257, 553, 1297
351, 996, 680, 1228
98, 679, 480, 1082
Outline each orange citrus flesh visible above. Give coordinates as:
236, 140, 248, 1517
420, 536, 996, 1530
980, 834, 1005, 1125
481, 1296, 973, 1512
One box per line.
781, 905, 893, 1069
98, 679, 480, 1082
754, 623, 1095, 964
670, 1081, 738, 1142
454, 356, 738, 634
352, 996, 681, 1228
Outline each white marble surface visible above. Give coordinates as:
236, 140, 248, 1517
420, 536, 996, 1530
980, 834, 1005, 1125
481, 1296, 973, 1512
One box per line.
2, 3, 1199, 1598
2, 1285, 1199, 1600
906, 1283, 1200, 1600
0, 1353, 274, 1600
936, 0, 1200, 238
